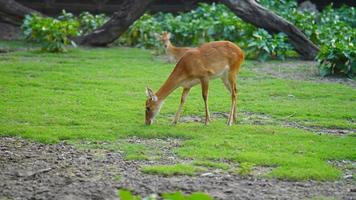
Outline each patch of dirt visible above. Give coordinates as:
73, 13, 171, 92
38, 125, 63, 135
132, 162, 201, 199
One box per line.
248, 60, 355, 87
1, 137, 355, 200
329, 160, 356, 181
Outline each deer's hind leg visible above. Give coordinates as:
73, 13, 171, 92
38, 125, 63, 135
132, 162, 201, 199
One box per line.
200, 77, 211, 125
226, 71, 238, 126
221, 72, 236, 125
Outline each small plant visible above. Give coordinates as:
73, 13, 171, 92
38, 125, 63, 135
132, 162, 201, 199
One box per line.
162, 191, 213, 200
117, 190, 213, 200
141, 164, 206, 176
118, 190, 142, 200
192, 160, 230, 170
238, 162, 255, 175
22, 13, 79, 52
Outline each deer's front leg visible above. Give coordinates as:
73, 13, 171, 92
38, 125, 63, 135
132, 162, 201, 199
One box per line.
200, 78, 210, 125
172, 87, 191, 125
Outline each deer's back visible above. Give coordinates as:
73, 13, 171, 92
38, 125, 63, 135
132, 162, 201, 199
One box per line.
177, 41, 244, 77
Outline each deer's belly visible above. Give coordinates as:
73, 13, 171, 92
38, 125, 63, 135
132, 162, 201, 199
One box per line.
181, 79, 200, 88
210, 65, 229, 79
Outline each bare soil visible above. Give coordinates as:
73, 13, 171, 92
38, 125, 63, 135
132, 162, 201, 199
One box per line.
1, 137, 355, 200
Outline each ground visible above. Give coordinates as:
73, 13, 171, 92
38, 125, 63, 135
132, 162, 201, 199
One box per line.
0, 42, 355, 199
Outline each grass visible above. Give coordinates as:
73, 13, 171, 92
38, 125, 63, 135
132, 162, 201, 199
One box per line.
72, 141, 153, 160
118, 189, 213, 200
0, 42, 355, 180
0, 40, 39, 51
141, 164, 206, 176
237, 162, 255, 175
192, 160, 230, 170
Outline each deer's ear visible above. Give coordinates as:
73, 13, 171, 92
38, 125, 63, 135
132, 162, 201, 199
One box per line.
146, 87, 157, 101
167, 32, 171, 38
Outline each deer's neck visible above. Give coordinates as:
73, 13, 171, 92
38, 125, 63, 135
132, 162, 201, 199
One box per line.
156, 67, 184, 102
165, 40, 174, 50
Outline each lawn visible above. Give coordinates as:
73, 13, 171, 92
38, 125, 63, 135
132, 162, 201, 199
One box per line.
0, 45, 355, 181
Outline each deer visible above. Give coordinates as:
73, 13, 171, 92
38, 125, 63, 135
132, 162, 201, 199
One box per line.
145, 41, 244, 126
158, 32, 194, 62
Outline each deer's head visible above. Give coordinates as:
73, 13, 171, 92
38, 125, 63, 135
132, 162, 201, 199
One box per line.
145, 87, 161, 125
159, 32, 171, 43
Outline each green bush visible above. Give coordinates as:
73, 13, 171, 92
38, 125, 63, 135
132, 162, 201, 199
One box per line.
317, 34, 355, 78
118, 3, 257, 52
257, 1, 355, 76
22, 10, 108, 52
118, 13, 162, 49
247, 29, 292, 61
22, 13, 79, 52
78, 12, 109, 35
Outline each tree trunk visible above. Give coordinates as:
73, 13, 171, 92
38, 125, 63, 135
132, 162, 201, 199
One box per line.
0, 0, 39, 26
220, 0, 319, 60
75, 0, 155, 46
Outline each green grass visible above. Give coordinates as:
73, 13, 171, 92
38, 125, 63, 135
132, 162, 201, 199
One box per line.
162, 192, 213, 200
118, 190, 213, 200
0, 43, 355, 180
192, 160, 230, 170
141, 164, 206, 176
72, 141, 153, 160
0, 40, 39, 51
237, 162, 255, 175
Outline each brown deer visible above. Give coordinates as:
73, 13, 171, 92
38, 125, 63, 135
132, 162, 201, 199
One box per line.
158, 32, 194, 62
145, 41, 244, 126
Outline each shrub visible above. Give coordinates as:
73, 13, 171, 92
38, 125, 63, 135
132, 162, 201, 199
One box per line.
78, 12, 109, 35
118, 3, 257, 51
317, 34, 355, 78
248, 1, 356, 77
22, 10, 108, 52
247, 29, 292, 61
314, 6, 356, 77
118, 13, 162, 49
22, 13, 79, 52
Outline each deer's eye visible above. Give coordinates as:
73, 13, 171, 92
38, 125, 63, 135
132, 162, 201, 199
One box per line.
146, 107, 150, 112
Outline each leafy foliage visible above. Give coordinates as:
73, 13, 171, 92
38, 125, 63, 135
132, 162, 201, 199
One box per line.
22, 13, 79, 52
118, 3, 258, 53
316, 33, 355, 78
22, 10, 108, 52
248, 29, 292, 61
78, 12, 109, 35
257, 0, 356, 77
